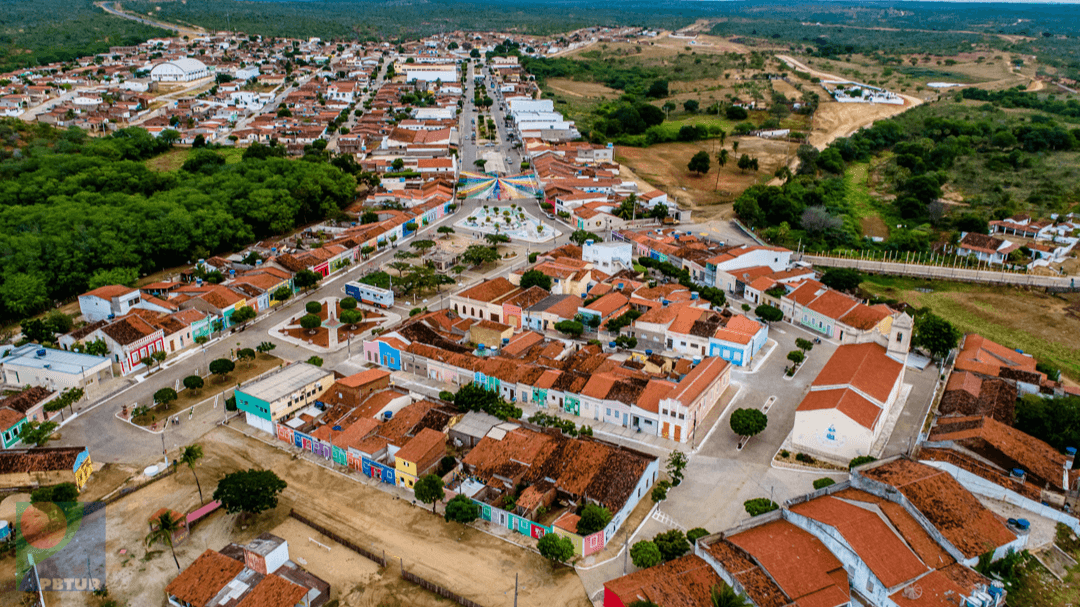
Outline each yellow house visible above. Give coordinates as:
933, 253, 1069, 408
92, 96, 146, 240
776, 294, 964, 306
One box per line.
394, 428, 446, 490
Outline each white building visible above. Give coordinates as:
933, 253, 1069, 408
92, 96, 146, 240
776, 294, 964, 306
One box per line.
791, 340, 907, 464
78, 285, 142, 322
149, 58, 210, 83
0, 345, 112, 393
582, 241, 632, 274
404, 64, 458, 83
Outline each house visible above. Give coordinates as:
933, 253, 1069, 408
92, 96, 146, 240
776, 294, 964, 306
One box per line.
0, 387, 58, 448
582, 240, 632, 274
0, 345, 113, 393
953, 334, 1046, 396
323, 369, 392, 407
78, 285, 141, 322
461, 425, 659, 556
0, 447, 93, 490
696, 518, 850, 607
99, 314, 166, 375
937, 372, 1016, 423
602, 555, 722, 607
164, 533, 330, 607
394, 427, 446, 489
926, 415, 1078, 497
955, 233, 1019, 265
234, 363, 334, 434
524, 294, 583, 332
792, 342, 906, 464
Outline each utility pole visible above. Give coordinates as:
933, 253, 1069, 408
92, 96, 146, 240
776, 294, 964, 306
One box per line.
514, 573, 519, 607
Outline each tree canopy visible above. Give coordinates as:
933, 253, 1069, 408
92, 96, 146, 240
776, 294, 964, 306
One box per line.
911, 312, 961, 360
213, 469, 287, 516
519, 269, 552, 291
730, 408, 768, 438
0, 121, 356, 321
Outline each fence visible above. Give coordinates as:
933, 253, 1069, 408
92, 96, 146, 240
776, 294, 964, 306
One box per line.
288, 510, 386, 567
289, 509, 491, 607
800, 253, 1080, 290
103, 467, 177, 505
400, 569, 489, 607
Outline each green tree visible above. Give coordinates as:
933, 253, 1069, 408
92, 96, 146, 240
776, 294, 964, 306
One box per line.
44, 310, 73, 335
520, 269, 552, 291
1, 273, 49, 318
711, 582, 749, 607
754, 305, 783, 323
651, 479, 671, 502
820, 268, 863, 293
85, 339, 109, 357
256, 341, 276, 356
231, 305, 256, 325
237, 348, 256, 367
154, 388, 178, 406
444, 494, 479, 524
411, 239, 436, 251
340, 297, 357, 310
306, 301, 323, 315
554, 320, 584, 337
630, 540, 662, 568
912, 313, 961, 360
87, 267, 139, 290
340, 309, 363, 328
576, 503, 612, 536
688, 150, 711, 175
437, 226, 455, 238
183, 375, 204, 394
795, 338, 814, 352
461, 245, 499, 267
683, 99, 700, 113
484, 233, 511, 245
146, 511, 183, 570
294, 269, 321, 291
179, 444, 205, 504
213, 469, 287, 520
414, 474, 445, 513
20, 319, 51, 344
653, 529, 690, 562
300, 314, 322, 333
21, 421, 58, 446
787, 350, 805, 366
209, 358, 235, 380
306, 356, 324, 367
273, 285, 293, 302
30, 483, 79, 505
666, 451, 688, 487
730, 408, 768, 438
569, 230, 602, 246
537, 533, 575, 569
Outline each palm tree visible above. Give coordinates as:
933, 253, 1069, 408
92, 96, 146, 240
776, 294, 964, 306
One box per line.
732, 140, 739, 155
146, 511, 183, 570
715, 148, 730, 190
180, 444, 205, 504
711, 583, 748, 607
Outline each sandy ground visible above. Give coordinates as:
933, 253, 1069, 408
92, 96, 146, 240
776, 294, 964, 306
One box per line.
27, 426, 590, 607
547, 78, 620, 100
616, 138, 798, 212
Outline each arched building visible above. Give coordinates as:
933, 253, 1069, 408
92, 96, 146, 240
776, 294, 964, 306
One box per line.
149, 58, 209, 83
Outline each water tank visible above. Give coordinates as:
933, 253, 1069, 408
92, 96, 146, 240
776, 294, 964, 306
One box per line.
645, 350, 653, 355
1067, 447, 1077, 456
196, 278, 203, 287
382, 410, 393, 421
608, 341, 616, 348
691, 292, 699, 300
693, 357, 701, 365
661, 299, 670, 306
585, 240, 594, 246
617, 283, 624, 289
230, 269, 236, 276
271, 247, 278, 254
0, 521, 10, 541
36, 349, 47, 358
256, 260, 263, 266
144, 465, 161, 478
502, 338, 510, 345
1015, 518, 1030, 531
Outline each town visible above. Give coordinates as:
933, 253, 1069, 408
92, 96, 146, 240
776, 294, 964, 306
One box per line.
0, 10, 1079, 607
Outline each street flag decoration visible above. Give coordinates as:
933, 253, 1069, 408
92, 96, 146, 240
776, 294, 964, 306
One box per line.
458, 171, 540, 200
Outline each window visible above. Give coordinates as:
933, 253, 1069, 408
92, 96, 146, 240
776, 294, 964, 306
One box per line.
866, 581, 874, 593
896, 332, 903, 342
678, 413, 685, 420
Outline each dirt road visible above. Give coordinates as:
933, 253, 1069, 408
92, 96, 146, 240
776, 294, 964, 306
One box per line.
78, 427, 590, 607
777, 55, 924, 150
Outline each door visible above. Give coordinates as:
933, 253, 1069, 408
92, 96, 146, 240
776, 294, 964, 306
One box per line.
674, 426, 681, 441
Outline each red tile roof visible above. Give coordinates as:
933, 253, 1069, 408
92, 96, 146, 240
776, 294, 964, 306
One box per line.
812, 343, 903, 404
928, 415, 1069, 491
235, 573, 308, 607
164, 549, 245, 607
394, 427, 445, 465
796, 388, 883, 430
81, 285, 137, 300
457, 277, 519, 303
727, 520, 848, 607
603, 555, 723, 607
859, 459, 1016, 559
790, 494, 928, 588
337, 369, 391, 388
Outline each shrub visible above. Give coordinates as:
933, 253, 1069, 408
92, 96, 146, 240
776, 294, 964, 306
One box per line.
795, 453, 815, 464
651, 479, 671, 502
813, 477, 836, 490
686, 528, 709, 544
744, 498, 779, 517
438, 390, 455, 401
630, 540, 663, 569
849, 455, 877, 469
305, 301, 322, 315
340, 297, 357, 310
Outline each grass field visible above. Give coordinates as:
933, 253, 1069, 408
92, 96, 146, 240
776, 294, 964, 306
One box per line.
145, 146, 244, 172
861, 275, 1080, 380
843, 162, 892, 239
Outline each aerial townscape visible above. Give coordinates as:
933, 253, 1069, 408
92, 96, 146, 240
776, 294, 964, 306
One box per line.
2, 0, 1080, 606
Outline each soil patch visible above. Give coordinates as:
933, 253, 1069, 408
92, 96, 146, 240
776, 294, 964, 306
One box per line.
546, 78, 620, 100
